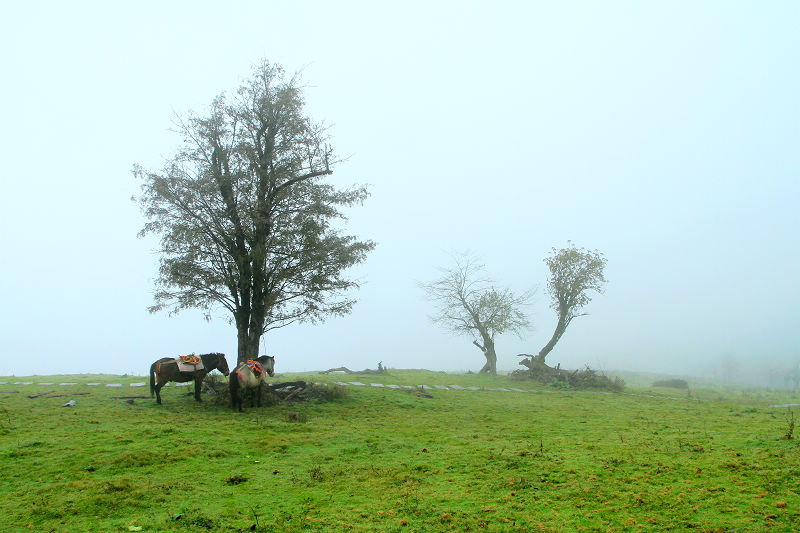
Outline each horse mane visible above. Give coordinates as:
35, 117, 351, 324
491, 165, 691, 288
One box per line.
199, 353, 225, 367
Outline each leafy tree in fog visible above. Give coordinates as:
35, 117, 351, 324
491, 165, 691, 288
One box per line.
521, 242, 606, 370
135, 61, 375, 364
421, 255, 531, 374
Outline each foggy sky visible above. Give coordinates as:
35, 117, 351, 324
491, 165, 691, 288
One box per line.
1, 1, 798, 378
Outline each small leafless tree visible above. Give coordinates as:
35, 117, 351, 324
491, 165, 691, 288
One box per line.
421, 254, 532, 374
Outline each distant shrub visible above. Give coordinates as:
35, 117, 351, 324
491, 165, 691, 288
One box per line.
652, 379, 689, 389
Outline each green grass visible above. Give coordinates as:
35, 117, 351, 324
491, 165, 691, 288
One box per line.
1, 371, 799, 532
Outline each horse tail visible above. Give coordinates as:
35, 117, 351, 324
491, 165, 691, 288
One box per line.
149, 362, 157, 397
229, 369, 240, 406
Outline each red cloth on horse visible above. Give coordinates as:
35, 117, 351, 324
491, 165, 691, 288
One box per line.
246, 359, 264, 376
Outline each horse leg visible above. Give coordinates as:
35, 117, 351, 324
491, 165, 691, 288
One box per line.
155, 380, 164, 405
229, 372, 242, 412
252, 380, 261, 408
239, 387, 247, 412
257, 381, 263, 408
149, 363, 157, 397
194, 377, 203, 402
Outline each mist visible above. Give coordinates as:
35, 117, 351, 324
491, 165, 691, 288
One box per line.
1, 2, 798, 381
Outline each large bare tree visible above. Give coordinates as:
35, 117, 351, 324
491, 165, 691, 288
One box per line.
135, 61, 375, 364
421, 255, 531, 374
521, 242, 606, 370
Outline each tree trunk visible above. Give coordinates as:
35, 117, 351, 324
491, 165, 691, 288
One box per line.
479, 349, 497, 375
535, 313, 570, 365
234, 254, 268, 365
236, 321, 261, 365
475, 335, 497, 375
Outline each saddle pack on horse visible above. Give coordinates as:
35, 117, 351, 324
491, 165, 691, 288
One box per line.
175, 354, 204, 372
235, 359, 264, 382
153, 354, 204, 375
246, 359, 264, 376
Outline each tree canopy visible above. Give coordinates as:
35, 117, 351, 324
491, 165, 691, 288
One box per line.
421, 254, 531, 374
135, 61, 375, 363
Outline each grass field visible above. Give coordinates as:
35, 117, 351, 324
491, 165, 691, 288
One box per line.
1, 370, 799, 532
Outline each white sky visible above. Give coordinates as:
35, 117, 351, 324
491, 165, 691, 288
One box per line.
1, 1, 798, 378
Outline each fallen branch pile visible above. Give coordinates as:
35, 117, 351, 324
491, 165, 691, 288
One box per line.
201, 377, 346, 406
320, 362, 386, 375
268, 381, 308, 401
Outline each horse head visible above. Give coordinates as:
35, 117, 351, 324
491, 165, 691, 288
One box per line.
256, 355, 275, 377
216, 354, 231, 376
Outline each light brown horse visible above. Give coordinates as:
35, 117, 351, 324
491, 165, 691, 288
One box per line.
229, 355, 275, 412
149, 353, 230, 405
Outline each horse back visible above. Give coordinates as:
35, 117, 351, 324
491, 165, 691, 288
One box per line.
153, 357, 202, 383
234, 363, 265, 388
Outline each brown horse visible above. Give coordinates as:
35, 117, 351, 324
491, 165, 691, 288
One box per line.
149, 353, 230, 404
229, 355, 275, 412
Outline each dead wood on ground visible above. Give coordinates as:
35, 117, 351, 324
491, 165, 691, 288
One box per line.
320, 362, 386, 375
